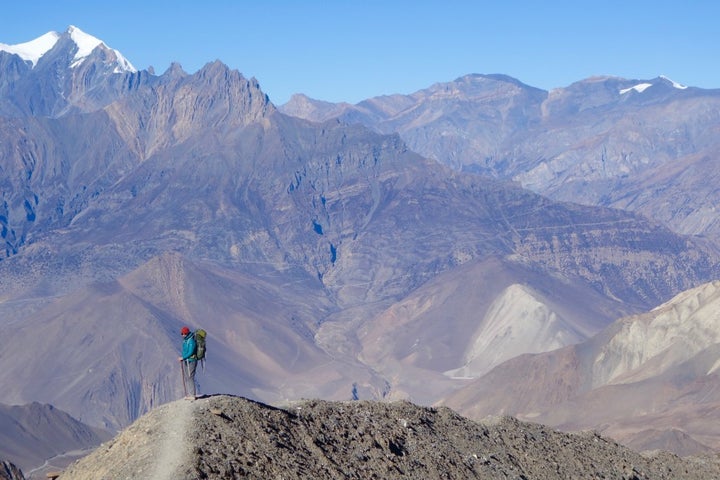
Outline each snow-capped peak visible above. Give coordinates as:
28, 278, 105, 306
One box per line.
67, 25, 136, 72
0, 26, 136, 73
0, 31, 60, 66
659, 75, 688, 90
619, 75, 689, 95
68, 25, 103, 67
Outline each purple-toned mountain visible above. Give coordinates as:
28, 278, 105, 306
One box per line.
0, 26, 142, 118
2, 34, 712, 310
442, 280, 720, 456
0, 401, 110, 477
1, 27, 720, 459
281, 74, 720, 240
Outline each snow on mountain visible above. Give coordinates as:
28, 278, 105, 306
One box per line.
619, 76, 688, 94
619, 82, 653, 94
67, 25, 136, 72
660, 74, 688, 89
0, 25, 136, 73
0, 31, 59, 66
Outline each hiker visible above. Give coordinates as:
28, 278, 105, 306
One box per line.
178, 326, 198, 399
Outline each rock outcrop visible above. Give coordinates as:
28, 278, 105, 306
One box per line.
0, 461, 24, 480
60, 395, 720, 480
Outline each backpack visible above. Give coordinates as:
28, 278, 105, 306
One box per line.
195, 329, 207, 361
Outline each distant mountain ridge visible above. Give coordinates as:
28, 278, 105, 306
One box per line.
281, 73, 720, 240
2, 26, 720, 468
0, 26, 141, 118
0, 402, 110, 477
0, 26, 135, 71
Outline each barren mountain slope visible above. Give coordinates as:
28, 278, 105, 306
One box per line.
0, 402, 110, 479
442, 280, 720, 455
0, 253, 372, 431
353, 256, 635, 404
60, 395, 720, 480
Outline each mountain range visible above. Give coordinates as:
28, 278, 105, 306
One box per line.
281, 73, 720, 239
0, 402, 109, 478
2, 25, 720, 473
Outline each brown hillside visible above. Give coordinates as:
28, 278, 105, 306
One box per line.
60, 395, 720, 480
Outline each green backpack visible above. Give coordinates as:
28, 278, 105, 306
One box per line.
195, 329, 207, 362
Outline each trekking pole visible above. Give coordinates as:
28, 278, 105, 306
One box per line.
180, 360, 188, 397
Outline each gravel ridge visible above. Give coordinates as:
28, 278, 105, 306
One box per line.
59, 395, 720, 479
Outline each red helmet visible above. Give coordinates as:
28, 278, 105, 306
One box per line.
180, 326, 190, 335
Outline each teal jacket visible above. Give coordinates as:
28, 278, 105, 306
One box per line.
181, 332, 197, 362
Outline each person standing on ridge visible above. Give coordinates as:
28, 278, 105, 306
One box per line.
178, 326, 198, 400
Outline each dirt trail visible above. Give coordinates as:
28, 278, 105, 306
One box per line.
150, 398, 195, 480
58, 398, 199, 480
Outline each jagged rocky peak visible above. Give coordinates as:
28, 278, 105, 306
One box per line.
162, 61, 187, 79
161, 59, 276, 125
103, 58, 276, 155
199, 60, 270, 99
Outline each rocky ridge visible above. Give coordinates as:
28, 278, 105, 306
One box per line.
59, 395, 720, 480
280, 74, 720, 239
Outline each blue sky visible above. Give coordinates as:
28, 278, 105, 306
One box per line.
1, 1, 717, 104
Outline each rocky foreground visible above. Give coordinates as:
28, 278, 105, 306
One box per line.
57, 394, 720, 480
